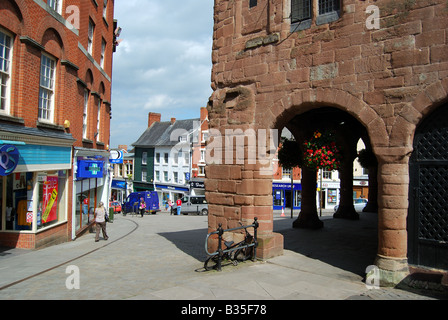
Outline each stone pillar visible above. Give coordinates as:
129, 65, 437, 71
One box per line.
293, 167, 323, 229
333, 148, 359, 220
374, 153, 411, 286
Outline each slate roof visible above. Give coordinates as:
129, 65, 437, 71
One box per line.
132, 118, 200, 147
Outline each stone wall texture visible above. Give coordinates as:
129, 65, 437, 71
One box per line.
207, 0, 448, 278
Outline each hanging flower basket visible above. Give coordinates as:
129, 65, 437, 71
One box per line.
303, 130, 342, 171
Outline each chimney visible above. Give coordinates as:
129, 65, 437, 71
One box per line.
171, 117, 176, 125
148, 112, 161, 128
118, 145, 128, 152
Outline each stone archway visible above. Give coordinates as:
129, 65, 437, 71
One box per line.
206, 87, 386, 260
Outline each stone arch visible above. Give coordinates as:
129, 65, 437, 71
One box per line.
40, 27, 65, 59
0, 0, 24, 35
388, 80, 448, 150
270, 88, 388, 151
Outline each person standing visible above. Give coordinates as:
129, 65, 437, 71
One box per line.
176, 198, 182, 215
95, 202, 108, 242
139, 197, 146, 217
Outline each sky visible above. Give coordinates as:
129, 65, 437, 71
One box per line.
110, 0, 214, 149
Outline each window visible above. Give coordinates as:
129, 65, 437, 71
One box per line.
0, 30, 12, 113
103, 0, 108, 19
83, 90, 88, 139
164, 153, 168, 164
48, 0, 62, 14
291, 0, 312, 23
142, 152, 147, 165
318, 0, 340, 15
39, 54, 56, 122
88, 20, 95, 55
290, 0, 340, 30
163, 171, 168, 182
173, 172, 178, 183
96, 99, 101, 141
126, 163, 133, 178
173, 152, 178, 165
155, 171, 160, 182
249, 0, 257, 8
184, 152, 189, 165
142, 170, 147, 182
100, 39, 106, 69
322, 169, 332, 179
282, 168, 292, 180
155, 152, 160, 164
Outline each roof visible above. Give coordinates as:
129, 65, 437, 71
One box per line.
132, 118, 200, 147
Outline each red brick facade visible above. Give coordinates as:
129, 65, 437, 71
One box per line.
0, 0, 115, 248
207, 0, 448, 283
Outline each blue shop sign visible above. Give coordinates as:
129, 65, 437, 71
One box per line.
77, 160, 104, 178
155, 184, 189, 192
0, 144, 20, 176
112, 180, 126, 189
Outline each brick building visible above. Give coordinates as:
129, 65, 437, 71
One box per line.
0, 0, 116, 248
207, 0, 448, 284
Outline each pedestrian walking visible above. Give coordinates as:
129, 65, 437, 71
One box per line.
168, 199, 173, 215
95, 202, 108, 242
139, 197, 146, 217
176, 198, 182, 215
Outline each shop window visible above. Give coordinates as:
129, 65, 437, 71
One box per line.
37, 171, 66, 230
75, 178, 97, 231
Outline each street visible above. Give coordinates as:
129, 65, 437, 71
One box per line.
0, 211, 444, 302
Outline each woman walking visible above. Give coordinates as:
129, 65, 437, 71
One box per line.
139, 197, 146, 217
95, 202, 109, 242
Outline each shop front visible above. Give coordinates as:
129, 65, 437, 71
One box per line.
0, 127, 74, 249
72, 148, 110, 239
272, 182, 302, 211
155, 183, 189, 210
318, 181, 340, 210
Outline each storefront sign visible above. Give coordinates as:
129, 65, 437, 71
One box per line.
109, 150, 123, 164
77, 160, 104, 178
41, 176, 58, 223
112, 180, 126, 189
0, 144, 20, 176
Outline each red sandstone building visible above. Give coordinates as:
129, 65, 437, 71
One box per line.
207, 0, 448, 285
0, 0, 116, 248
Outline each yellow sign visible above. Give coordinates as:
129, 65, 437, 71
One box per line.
42, 189, 58, 222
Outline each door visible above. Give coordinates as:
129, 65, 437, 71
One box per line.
408, 104, 448, 270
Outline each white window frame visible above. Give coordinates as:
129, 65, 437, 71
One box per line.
83, 89, 89, 139
142, 152, 147, 165
48, 0, 62, 14
100, 38, 106, 68
96, 99, 101, 141
38, 53, 56, 123
88, 19, 95, 55
103, 0, 108, 20
0, 29, 13, 114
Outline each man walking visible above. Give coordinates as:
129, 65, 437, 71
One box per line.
176, 198, 182, 215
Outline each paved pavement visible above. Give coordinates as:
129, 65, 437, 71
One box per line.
0, 209, 446, 302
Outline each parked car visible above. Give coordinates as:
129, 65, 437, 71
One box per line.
173, 195, 208, 215
334, 198, 368, 212
109, 201, 122, 213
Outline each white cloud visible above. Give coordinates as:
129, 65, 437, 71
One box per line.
110, 0, 214, 148
143, 94, 177, 110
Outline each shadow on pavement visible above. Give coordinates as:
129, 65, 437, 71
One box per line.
273, 211, 378, 278
158, 228, 210, 262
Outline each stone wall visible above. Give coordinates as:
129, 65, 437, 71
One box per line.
207, 0, 448, 278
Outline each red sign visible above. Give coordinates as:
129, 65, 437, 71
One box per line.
42, 176, 58, 223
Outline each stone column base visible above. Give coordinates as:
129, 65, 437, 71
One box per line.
374, 254, 410, 287
256, 232, 284, 259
